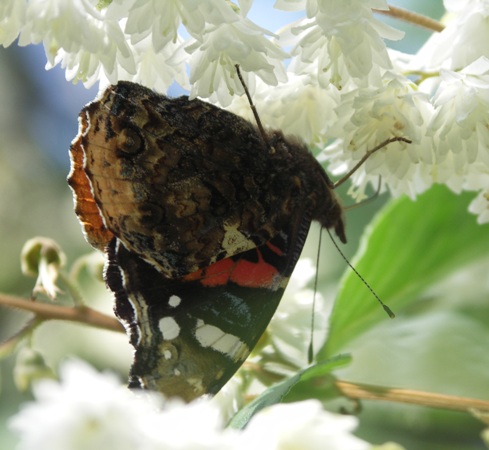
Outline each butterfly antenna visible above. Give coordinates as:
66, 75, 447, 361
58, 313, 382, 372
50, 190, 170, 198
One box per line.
308, 229, 322, 364
235, 64, 274, 153
326, 228, 395, 318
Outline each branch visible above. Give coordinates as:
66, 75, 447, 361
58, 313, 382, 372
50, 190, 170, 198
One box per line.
336, 380, 489, 413
376, 5, 445, 33
0, 293, 124, 333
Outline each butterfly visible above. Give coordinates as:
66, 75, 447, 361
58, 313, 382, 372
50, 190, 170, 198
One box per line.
68, 80, 346, 402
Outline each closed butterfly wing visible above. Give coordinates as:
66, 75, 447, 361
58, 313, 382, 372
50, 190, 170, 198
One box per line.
105, 206, 312, 401
68, 81, 347, 401
68, 81, 346, 279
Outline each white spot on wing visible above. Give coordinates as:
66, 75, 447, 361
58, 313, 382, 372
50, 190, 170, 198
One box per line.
194, 319, 249, 362
168, 294, 181, 308
159, 316, 180, 340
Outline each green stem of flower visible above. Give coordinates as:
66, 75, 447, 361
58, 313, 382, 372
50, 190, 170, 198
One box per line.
404, 69, 442, 85
375, 5, 445, 33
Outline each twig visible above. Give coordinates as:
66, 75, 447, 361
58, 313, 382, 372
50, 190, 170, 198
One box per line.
0, 293, 124, 333
375, 5, 445, 33
336, 380, 489, 413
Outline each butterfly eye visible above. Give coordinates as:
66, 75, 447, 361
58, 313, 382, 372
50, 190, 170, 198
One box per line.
118, 127, 144, 155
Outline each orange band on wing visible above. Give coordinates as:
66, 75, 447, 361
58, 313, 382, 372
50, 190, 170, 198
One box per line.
183, 249, 280, 289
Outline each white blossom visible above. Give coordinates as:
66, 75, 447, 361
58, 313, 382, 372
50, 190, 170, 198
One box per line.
187, 17, 287, 105
227, 72, 340, 146
415, 0, 489, 70
18, 0, 135, 86
322, 71, 434, 200
138, 398, 235, 450
123, 0, 201, 50
237, 0, 254, 17
9, 361, 375, 450
0, 0, 26, 47
262, 73, 339, 146
428, 58, 489, 172
125, 35, 190, 92
9, 360, 158, 450
119, 0, 238, 51
282, 0, 403, 89
9, 360, 234, 450
467, 175, 489, 224
238, 400, 371, 450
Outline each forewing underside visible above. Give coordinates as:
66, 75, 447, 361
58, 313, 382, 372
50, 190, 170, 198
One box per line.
69, 81, 324, 279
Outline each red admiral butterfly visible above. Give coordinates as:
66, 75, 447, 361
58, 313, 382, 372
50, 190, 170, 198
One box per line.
68, 81, 347, 401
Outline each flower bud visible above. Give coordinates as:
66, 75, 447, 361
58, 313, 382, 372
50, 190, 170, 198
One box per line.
21, 237, 66, 299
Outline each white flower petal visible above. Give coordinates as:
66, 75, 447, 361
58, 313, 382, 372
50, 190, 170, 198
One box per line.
0, 0, 26, 47
283, 0, 401, 89
9, 360, 238, 450
187, 17, 287, 104
414, 1, 489, 70
239, 400, 370, 450
321, 72, 434, 200
18, 0, 136, 86
227, 72, 340, 146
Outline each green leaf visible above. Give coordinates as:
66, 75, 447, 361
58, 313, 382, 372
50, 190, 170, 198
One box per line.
228, 354, 350, 429
321, 185, 489, 357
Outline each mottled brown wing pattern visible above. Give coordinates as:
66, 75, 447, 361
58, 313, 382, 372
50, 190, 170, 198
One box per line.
68, 81, 346, 279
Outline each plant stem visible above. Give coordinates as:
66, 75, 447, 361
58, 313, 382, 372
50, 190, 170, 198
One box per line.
336, 380, 489, 413
375, 5, 445, 33
0, 293, 123, 333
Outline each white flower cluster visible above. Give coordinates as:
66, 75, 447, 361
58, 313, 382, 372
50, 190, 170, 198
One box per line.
9, 359, 371, 450
2, 0, 489, 219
